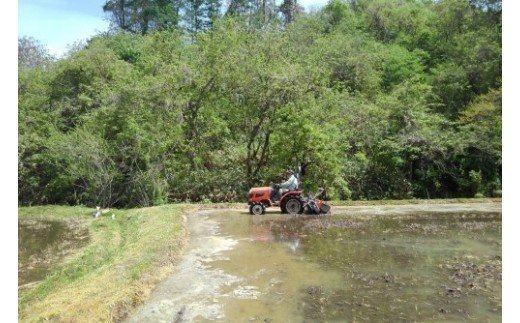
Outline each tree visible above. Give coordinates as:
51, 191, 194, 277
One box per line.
184, 0, 222, 33
454, 88, 502, 197
280, 0, 303, 25
103, 0, 183, 34
18, 36, 54, 69
226, 0, 279, 28
103, 0, 133, 31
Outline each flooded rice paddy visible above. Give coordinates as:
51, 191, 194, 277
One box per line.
128, 203, 501, 322
18, 218, 89, 287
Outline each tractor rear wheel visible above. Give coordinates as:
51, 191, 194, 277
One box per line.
283, 197, 302, 214
249, 203, 265, 215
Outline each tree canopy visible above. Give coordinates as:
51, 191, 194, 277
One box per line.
19, 0, 502, 207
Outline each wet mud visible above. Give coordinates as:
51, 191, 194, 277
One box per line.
127, 203, 501, 322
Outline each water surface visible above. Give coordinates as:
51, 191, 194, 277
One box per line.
18, 218, 90, 286
128, 204, 501, 322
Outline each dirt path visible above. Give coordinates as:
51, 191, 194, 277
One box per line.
126, 209, 240, 322
125, 202, 501, 322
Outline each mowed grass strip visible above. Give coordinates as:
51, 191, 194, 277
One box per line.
18, 204, 193, 322
327, 197, 501, 206
190, 197, 501, 209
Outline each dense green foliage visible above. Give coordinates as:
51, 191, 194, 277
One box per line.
19, 0, 501, 207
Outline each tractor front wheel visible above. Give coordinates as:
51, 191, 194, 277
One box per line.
283, 197, 302, 214
249, 203, 265, 215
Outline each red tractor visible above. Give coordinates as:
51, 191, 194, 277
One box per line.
247, 164, 330, 215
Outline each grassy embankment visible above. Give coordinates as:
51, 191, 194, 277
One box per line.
196, 197, 502, 208
326, 197, 502, 206
18, 204, 194, 322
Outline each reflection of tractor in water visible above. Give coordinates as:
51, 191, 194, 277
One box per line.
247, 164, 331, 215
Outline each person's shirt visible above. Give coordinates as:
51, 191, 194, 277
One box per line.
280, 174, 298, 190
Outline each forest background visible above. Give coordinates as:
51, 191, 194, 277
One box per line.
18, 0, 502, 208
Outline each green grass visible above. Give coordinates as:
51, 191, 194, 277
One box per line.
327, 197, 501, 206
192, 197, 501, 208
18, 204, 194, 323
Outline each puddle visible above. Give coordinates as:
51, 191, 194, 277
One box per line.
127, 205, 501, 322
18, 218, 90, 287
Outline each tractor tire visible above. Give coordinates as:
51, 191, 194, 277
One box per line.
249, 203, 265, 215
283, 197, 302, 215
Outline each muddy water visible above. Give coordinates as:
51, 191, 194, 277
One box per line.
18, 218, 89, 287
127, 204, 501, 322
300, 211, 501, 322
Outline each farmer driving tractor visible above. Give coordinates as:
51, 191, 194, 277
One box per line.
247, 163, 330, 215
273, 169, 299, 201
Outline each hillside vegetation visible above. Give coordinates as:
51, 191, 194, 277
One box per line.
19, 0, 501, 208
